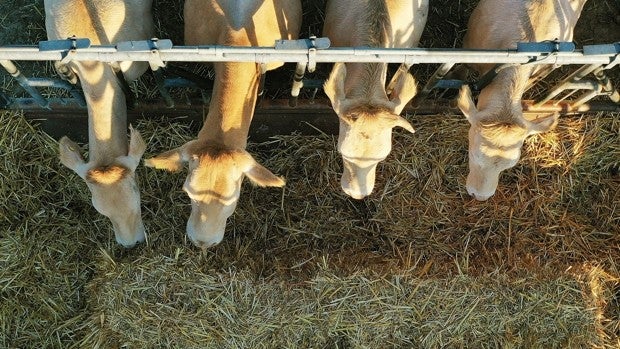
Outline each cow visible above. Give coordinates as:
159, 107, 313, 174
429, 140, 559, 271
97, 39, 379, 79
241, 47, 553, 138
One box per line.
44, 0, 154, 247
145, 0, 301, 249
322, 0, 429, 199
457, 0, 588, 201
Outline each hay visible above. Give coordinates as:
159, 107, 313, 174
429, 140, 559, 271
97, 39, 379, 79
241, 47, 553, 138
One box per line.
1, 0, 619, 347
1, 109, 619, 348
83, 262, 599, 349
0, 111, 99, 348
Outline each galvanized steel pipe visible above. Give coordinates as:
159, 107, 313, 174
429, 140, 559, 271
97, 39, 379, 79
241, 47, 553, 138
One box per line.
0, 45, 617, 66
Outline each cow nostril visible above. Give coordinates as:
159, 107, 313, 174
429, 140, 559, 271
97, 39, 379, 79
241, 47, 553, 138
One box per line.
193, 239, 216, 251
466, 186, 492, 201
118, 239, 139, 249
342, 186, 368, 200
351, 192, 368, 200
472, 193, 492, 201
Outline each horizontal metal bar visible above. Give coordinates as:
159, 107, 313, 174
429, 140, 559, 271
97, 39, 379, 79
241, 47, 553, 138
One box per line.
8, 97, 620, 115
15, 98, 620, 143
0, 44, 617, 66
26, 77, 78, 89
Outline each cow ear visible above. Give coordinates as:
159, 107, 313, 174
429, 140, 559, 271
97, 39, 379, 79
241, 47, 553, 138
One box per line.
383, 114, 415, 134
236, 151, 285, 187
387, 65, 417, 114
457, 85, 478, 123
144, 142, 190, 172
58, 136, 89, 179
245, 162, 286, 187
527, 112, 559, 136
121, 125, 147, 171
324, 62, 347, 115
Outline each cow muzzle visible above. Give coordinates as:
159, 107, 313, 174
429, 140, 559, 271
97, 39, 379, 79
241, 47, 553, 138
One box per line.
466, 185, 494, 201
186, 207, 229, 249
341, 159, 378, 200
112, 220, 146, 248
466, 171, 498, 202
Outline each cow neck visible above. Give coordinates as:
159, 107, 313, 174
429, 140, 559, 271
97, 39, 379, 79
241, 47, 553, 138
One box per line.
198, 62, 260, 149
476, 66, 533, 119
343, 62, 389, 101
75, 61, 128, 165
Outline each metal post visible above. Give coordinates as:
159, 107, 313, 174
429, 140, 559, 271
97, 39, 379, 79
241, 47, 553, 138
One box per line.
535, 64, 603, 107
593, 67, 620, 103
152, 68, 175, 108
289, 62, 307, 107
27, 78, 86, 107
1, 60, 49, 108
412, 63, 455, 106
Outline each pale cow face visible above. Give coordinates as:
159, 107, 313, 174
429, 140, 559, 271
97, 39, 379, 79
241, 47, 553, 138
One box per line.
145, 141, 284, 249
458, 85, 558, 201
324, 63, 417, 199
59, 127, 146, 247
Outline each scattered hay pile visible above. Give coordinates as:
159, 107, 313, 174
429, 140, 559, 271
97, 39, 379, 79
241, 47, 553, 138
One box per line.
1, 109, 618, 348
0, 111, 97, 346
1, 0, 619, 347
85, 262, 598, 348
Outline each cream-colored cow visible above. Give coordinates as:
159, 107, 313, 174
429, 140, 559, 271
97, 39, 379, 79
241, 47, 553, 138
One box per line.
45, 0, 154, 247
323, 0, 429, 199
145, 0, 301, 248
458, 0, 587, 201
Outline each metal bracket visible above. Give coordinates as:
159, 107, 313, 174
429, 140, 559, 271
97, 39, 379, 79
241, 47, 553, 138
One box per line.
584, 42, 620, 70
39, 36, 92, 65
275, 36, 330, 73
39, 36, 91, 51
117, 38, 173, 70
517, 40, 575, 53
116, 38, 173, 52
274, 37, 331, 50
404, 54, 417, 68
583, 42, 620, 55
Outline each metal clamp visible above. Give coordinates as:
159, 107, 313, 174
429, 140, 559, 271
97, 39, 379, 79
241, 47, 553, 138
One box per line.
517, 40, 576, 53
39, 36, 92, 65
307, 36, 317, 72
274, 37, 331, 50
117, 38, 173, 70
404, 54, 417, 68
59, 50, 75, 65
583, 42, 620, 55
256, 53, 269, 72
39, 36, 91, 51
584, 42, 620, 70
515, 40, 575, 67
274, 36, 331, 73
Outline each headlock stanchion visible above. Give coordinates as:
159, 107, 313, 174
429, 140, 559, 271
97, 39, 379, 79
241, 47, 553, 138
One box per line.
0, 37, 618, 113
281, 36, 330, 107
0, 38, 617, 65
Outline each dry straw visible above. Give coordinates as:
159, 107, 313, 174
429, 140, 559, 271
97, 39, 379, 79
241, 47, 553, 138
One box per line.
1, 108, 618, 348
1, 0, 619, 348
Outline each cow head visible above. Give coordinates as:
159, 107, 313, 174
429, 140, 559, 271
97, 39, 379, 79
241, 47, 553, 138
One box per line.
458, 85, 558, 201
59, 127, 146, 247
324, 62, 416, 199
145, 140, 284, 249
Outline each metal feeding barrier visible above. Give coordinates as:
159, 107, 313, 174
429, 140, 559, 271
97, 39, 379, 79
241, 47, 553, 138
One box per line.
0, 37, 619, 118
